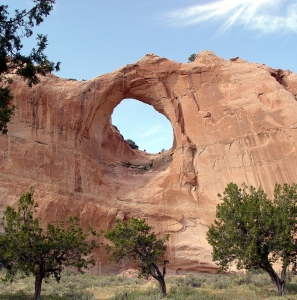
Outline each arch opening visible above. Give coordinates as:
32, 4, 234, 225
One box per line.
111, 98, 174, 154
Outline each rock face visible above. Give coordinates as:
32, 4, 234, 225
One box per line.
1, 51, 297, 274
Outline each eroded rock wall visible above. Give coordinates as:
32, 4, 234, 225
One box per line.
1, 51, 297, 274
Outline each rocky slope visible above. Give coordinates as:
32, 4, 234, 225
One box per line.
1, 51, 297, 274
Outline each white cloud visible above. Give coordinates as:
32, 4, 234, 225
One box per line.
140, 125, 162, 137
164, 0, 297, 33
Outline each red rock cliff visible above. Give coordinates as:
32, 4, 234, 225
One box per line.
1, 51, 297, 274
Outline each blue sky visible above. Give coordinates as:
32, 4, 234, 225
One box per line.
8, 0, 297, 153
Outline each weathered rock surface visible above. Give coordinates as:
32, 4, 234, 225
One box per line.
1, 51, 297, 274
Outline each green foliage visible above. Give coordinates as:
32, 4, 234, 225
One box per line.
113, 286, 161, 300
105, 218, 170, 297
0, 87, 14, 134
206, 182, 297, 296
125, 139, 139, 150
0, 188, 101, 300
173, 274, 205, 288
0, 1, 60, 134
105, 218, 169, 279
0, 269, 145, 299
188, 54, 197, 62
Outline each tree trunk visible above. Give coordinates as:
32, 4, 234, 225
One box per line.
266, 267, 286, 296
157, 276, 167, 297
34, 267, 44, 300
149, 261, 168, 297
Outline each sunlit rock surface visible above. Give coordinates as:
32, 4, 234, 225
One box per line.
1, 51, 297, 274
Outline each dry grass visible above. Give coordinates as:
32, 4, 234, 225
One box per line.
1, 269, 297, 299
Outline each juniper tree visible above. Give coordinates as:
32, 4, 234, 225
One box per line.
207, 182, 297, 296
0, 0, 60, 134
0, 188, 101, 300
105, 218, 170, 297
125, 139, 139, 150
188, 53, 197, 62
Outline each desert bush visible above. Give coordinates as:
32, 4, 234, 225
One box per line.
174, 274, 205, 288
211, 274, 233, 290
286, 282, 297, 294
188, 54, 197, 62
58, 282, 95, 299
231, 272, 253, 286
113, 291, 129, 300
125, 139, 139, 150
113, 285, 160, 300
2, 269, 297, 299
95, 275, 143, 287
168, 274, 206, 300
170, 284, 196, 298
249, 273, 272, 287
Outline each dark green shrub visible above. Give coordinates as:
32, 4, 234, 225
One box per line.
126, 139, 139, 150
212, 275, 233, 290
188, 54, 197, 62
113, 286, 160, 300
173, 274, 205, 288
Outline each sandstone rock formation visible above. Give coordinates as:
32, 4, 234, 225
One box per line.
1, 50, 297, 274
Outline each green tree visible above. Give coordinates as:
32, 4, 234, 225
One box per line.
0, 0, 60, 134
188, 53, 197, 62
0, 188, 101, 300
125, 139, 139, 150
105, 218, 170, 297
206, 182, 297, 296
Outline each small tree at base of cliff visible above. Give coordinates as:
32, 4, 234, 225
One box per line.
206, 182, 297, 296
0, 188, 101, 300
105, 218, 170, 297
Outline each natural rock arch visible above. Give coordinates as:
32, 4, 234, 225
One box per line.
1, 51, 297, 273
82, 54, 191, 157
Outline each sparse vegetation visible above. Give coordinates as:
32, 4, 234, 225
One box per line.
188, 53, 197, 62
125, 139, 139, 150
122, 161, 153, 171
1, 270, 297, 299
